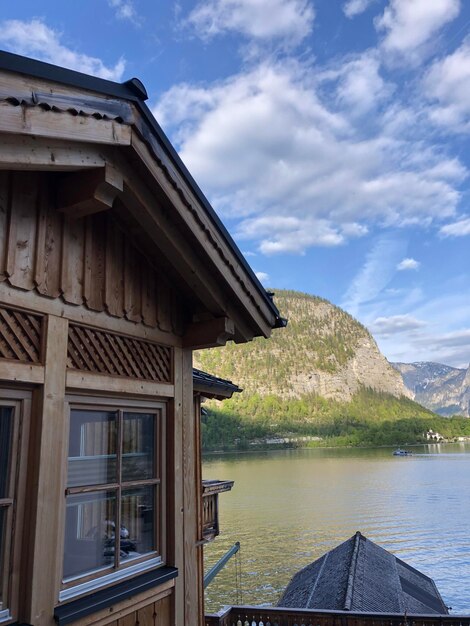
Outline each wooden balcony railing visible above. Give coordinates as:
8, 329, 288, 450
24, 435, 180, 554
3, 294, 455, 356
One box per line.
202, 479, 234, 542
205, 607, 470, 626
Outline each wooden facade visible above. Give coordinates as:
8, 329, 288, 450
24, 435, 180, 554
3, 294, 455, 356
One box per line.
0, 52, 283, 626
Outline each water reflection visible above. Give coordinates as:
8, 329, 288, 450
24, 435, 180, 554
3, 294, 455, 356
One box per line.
203, 444, 470, 614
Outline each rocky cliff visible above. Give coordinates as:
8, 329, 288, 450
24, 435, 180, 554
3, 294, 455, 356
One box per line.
392, 361, 470, 417
195, 290, 410, 402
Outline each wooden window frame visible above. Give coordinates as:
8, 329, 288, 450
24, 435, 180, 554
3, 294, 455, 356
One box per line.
0, 388, 31, 624
61, 395, 166, 596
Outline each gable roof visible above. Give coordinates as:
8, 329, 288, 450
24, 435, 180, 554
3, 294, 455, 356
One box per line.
0, 50, 286, 345
279, 532, 448, 615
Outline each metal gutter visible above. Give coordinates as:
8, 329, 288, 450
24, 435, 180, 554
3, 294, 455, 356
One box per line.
0, 50, 285, 329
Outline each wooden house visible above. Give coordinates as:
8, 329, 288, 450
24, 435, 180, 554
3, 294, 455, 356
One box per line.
0, 51, 284, 626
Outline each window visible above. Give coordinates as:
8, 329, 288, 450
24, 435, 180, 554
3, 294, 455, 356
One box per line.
0, 391, 30, 623
62, 399, 165, 591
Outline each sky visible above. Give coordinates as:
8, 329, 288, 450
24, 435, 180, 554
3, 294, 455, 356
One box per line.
0, 0, 469, 368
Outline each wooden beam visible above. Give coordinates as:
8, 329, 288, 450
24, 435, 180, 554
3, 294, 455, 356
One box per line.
57, 163, 123, 218
66, 370, 175, 397
183, 317, 235, 349
0, 101, 131, 145
0, 360, 44, 384
0, 135, 107, 171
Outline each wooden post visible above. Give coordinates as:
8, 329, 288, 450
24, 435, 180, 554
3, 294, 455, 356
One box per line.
182, 348, 202, 626
23, 315, 69, 626
172, 347, 202, 625
171, 347, 185, 626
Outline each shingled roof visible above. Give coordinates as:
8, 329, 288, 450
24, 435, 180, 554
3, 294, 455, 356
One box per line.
279, 532, 448, 615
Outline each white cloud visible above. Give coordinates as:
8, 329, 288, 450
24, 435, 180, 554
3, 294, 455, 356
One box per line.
154, 59, 465, 256
397, 257, 420, 271
342, 236, 407, 316
369, 314, 426, 335
186, 0, 314, 45
343, 0, 376, 18
108, 0, 139, 23
322, 51, 394, 116
0, 19, 125, 80
375, 0, 461, 64
237, 215, 345, 255
439, 216, 470, 237
423, 39, 470, 132
255, 271, 270, 283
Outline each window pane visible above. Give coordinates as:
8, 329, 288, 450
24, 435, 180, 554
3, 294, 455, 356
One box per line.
63, 491, 116, 580
120, 486, 155, 564
0, 507, 6, 610
67, 411, 117, 487
0, 407, 14, 499
122, 413, 155, 482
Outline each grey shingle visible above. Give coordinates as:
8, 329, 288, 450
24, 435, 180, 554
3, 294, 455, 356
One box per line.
278, 532, 448, 615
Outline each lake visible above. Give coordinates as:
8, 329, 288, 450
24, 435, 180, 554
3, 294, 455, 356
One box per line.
202, 443, 470, 615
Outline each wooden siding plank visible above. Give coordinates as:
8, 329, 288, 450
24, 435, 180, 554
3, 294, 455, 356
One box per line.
137, 604, 155, 626
83, 214, 106, 312
35, 177, 62, 298
118, 614, 136, 626
104, 218, 124, 318
141, 266, 158, 329
0, 171, 9, 282
124, 240, 142, 323
155, 596, 171, 626
61, 217, 85, 305
6, 171, 39, 290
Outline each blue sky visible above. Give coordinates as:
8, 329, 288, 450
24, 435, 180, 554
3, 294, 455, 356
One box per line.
1, 0, 469, 367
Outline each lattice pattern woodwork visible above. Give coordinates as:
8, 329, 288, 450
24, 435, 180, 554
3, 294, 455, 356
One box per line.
0, 306, 43, 363
67, 324, 172, 383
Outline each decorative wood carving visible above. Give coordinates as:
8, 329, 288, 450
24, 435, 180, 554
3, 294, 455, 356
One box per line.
67, 323, 173, 383
0, 305, 43, 363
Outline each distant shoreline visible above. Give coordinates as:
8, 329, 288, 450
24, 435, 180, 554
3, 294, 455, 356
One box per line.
202, 439, 470, 456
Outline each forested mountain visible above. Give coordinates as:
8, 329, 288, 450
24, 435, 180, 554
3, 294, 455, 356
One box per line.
193, 291, 469, 450
196, 290, 409, 401
392, 362, 470, 417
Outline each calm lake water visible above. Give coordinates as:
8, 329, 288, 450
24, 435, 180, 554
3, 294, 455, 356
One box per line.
203, 444, 470, 615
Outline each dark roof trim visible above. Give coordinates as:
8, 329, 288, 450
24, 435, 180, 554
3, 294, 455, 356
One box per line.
54, 566, 177, 625
0, 50, 285, 330
0, 50, 146, 102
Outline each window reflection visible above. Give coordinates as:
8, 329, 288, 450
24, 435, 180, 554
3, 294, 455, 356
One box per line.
122, 413, 154, 482
63, 491, 116, 580
67, 411, 117, 488
120, 486, 155, 563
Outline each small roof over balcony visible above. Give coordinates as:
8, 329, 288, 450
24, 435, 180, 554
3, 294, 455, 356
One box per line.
279, 532, 448, 615
193, 368, 241, 399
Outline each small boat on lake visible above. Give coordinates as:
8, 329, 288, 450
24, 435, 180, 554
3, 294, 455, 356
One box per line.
393, 448, 412, 456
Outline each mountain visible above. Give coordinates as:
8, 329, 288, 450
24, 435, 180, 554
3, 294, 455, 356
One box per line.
392, 361, 470, 417
195, 290, 410, 402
